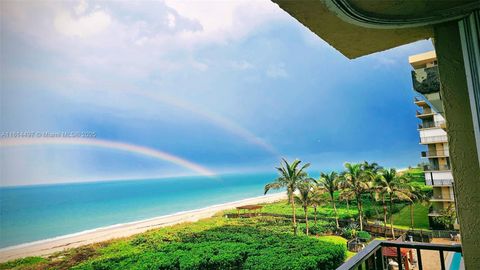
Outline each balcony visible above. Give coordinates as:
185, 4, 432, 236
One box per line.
420, 135, 448, 144
425, 178, 453, 186
413, 97, 427, 106
423, 164, 451, 171
336, 240, 461, 270
416, 109, 434, 118
421, 149, 449, 158
430, 195, 455, 202
418, 120, 446, 130
411, 66, 440, 95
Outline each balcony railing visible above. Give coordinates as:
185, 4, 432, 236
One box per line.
418, 120, 446, 129
416, 109, 433, 116
423, 164, 451, 171
425, 178, 453, 186
431, 195, 454, 201
411, 66, 440, 95
421, 150, 449, 157
336, 240, 462, 270
420, 135, 448, 144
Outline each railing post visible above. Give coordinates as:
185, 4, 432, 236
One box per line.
416, 248, 423, 270
397, 246, 403, 270
439, 250, 446, 270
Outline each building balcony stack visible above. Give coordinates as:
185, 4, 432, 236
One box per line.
410, 51, 459, 231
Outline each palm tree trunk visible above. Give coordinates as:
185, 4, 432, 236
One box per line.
410, 203, 414, 229
389, 196, 395, 238
331, 194, 339, 229
314, 206, 318, 226
304, 206, 309, 235
370, 192, 380, 217
356, 193, 363, 231
382, 195, 388, 237
290, 194, 297, 235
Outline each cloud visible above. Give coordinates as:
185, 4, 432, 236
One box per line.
54, 6, 111, 38
74, 0, 88, 15
164, 0, 283, 46
266, 63, 288, 78
166, 13, 176, 28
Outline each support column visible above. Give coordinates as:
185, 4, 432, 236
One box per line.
434, 21, 480, 269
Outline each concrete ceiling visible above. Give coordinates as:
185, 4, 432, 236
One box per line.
272, 0, 478, 59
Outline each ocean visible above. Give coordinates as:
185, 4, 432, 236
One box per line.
0, 173, 278, 248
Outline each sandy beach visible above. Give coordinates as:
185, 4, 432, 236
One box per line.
0, 192, 286, 263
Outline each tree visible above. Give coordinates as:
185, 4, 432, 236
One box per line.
295, 179, 315, 235
339, 190, 354, 211
377, 168, 413, 238
318, 171, 340, 229
432, 205, 457, 229
407, 185, 429, 229
310, 186, 327, 226
339, 163, 370, 231
264, 158, 311, 235
362, 161, 382, 218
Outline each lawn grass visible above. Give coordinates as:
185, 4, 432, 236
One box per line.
391, 203, 430, 229
369, 203, 430, 230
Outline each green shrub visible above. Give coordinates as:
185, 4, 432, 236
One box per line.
357, 231, 371, 241
0, 257, 47, 270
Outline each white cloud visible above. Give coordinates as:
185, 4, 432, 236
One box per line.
166, 13, 176, 28
266, 63, 288, 78
164, 0, 283, 46
54, 8, 111, 38
74, 0, 88, 15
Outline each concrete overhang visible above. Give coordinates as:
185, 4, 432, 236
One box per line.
272, 0, 479, 59
409, 50, 437, 69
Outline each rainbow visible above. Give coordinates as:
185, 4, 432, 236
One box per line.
134, 90, 279, 156
0, 137, 216, 177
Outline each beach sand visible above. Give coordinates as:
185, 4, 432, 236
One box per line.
0, 192, 286, 263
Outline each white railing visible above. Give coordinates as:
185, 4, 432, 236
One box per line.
425, 178, 454, 186
420, 135, 448, 144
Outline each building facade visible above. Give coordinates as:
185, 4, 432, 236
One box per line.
410, 51, 458, 229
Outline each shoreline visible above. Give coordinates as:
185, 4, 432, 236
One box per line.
0, 192, 287, 263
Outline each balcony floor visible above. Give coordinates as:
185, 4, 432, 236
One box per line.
419, 238, 462, 270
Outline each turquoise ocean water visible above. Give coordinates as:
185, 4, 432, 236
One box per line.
0, 173, 277, 248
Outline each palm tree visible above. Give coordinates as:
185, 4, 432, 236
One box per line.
407, 186, 429, 229
310, 186, 326, 226
264, 158, 311, 235
377, 168, 413, 238
339, 163, 370, 231
295, 179, 315, 235
362, 161, 382, 218
339, 190, 354, 211
318, 171, 340, 229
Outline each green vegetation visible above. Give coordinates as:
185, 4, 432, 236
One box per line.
317, 172, 340, 228
432, 205, 457, 229
0, 257, 48, 270
398, 203, 429, 230
264, 158, 311, 235
387, 203, 430, 230
263, 160, 431, 238
0, 216, 346, 270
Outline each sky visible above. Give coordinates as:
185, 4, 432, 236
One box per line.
0, 0, 434, 186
